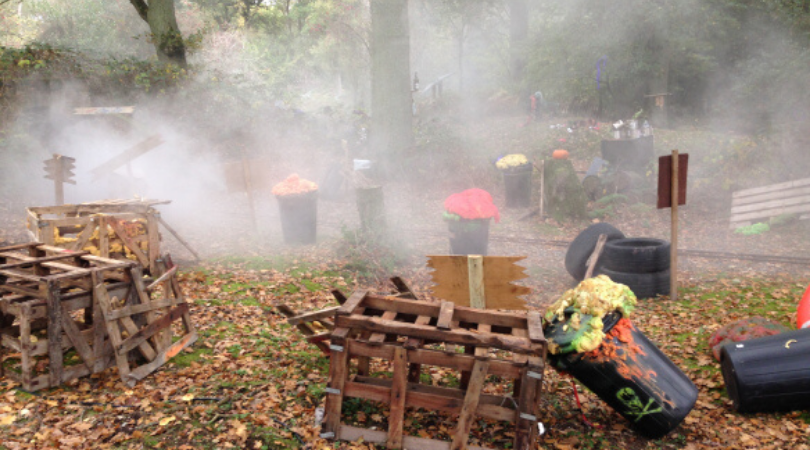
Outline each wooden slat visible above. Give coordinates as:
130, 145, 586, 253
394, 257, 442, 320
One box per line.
450, 360, 489, 450
730, 203, 810, 227
336, 315, 540, 355
94, 275, 132, 380
323, 340, 350, 437
145, 265, 178, 291
436, 301, 454, 330
70, 220, 97, 252
732, 177, 810, 198
124, 331, 198, 387
104, 298, 182, 321
527, 311, 545, 344
390, 276, 417, 299
286, 306, 340, 326
467, 255, 486, 309
345, 378, 518, 422
428, 256, 530, 310
369, 311, 397, 343
361, 295, 527, 328
731, 186, 810, 209
117, 303, 189, 354
514, 365, 540, 450
348, 341, 524, 379
46, 280, 63, 388
107, 219, 150, 268
337, 290, 368, 316
59, 303, 96, 371
474, 323, 491, 359
0, 252, 88, 270
387, 347, 408, 449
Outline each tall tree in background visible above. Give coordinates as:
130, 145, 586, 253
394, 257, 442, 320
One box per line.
369, 0, 413, 166
130, 0, 187, 66
507, 0, 528, 84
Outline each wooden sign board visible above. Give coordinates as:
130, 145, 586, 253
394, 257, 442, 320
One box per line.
657, 153, 689, 209
427, 255, 531, 310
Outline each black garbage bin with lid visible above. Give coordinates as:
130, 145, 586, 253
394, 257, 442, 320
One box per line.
547, 311, 698, 439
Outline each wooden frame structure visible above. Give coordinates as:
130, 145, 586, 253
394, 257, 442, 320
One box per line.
321, 291, 547, 450
0, 243, 195, 391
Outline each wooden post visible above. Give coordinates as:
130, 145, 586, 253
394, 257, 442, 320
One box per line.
670, 150, 679, 301
46, 280, 63, 388
241, 153, 258, 232
467, 255, 486, 309
538, 160, 545, 219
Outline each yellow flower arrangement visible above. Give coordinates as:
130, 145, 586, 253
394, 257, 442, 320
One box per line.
496, 153, 530, 170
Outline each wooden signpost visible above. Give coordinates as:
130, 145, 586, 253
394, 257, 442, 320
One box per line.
657, 150, 689, 301
43, 154, 76, 205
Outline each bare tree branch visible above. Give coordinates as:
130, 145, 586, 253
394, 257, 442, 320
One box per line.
129, 0, 149, 22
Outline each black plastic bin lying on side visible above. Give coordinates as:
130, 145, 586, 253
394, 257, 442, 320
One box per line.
720, 327, 810, 413
550, 313, 698, 439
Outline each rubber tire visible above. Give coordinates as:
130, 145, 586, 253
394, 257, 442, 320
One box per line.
596, 267, 671, 299
565, 223, 625, 281
602, 238, 671, 274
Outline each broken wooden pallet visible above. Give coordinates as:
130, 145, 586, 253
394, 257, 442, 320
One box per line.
730, 177, 810, 229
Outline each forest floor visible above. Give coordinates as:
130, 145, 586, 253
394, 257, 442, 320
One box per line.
0, 109, 809, 449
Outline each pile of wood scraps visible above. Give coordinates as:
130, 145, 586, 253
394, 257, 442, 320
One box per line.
0, 243, 196, 391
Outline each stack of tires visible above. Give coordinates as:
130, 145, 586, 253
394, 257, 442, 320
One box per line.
565, 223, 671, 299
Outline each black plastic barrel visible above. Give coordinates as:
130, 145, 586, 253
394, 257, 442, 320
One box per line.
550, 314, 698, 439
502, 165, 532, 208
720, 327, 810, 413
275, 190, 318, 244
448, 218, 490, 255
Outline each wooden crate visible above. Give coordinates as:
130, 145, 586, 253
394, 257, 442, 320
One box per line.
0, 243, 196, 391
26, 199, 170, 275
0, 243, 134, 391
321, 291, 547, 450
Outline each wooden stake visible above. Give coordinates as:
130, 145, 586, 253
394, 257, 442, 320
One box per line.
241, 153, 258, 232
539, 160, 545, 219
670, 149, 679, 301
467, 255, 486, 309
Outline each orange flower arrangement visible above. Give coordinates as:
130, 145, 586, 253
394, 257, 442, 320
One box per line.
444, 188, 500, 222
272, 174, 318, 196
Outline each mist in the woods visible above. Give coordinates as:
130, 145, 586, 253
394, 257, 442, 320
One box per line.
1, 0, 809, 254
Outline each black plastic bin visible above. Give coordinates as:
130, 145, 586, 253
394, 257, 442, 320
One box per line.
275, 190, 318, 244
720, 327, 810, 413
550, 313, 698, 439
502, 165, 532, 208
448, 218, 490, 255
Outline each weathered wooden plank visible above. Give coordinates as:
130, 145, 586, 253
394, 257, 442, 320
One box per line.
337, 290, 368, 316
104, 298, 181, 321
437, 301, 455, 330
46, 280, 63, 388
369, 311, 398, 343
0, 252, 88, 271
276, 304, 330, 354
124, 331, 198, 387
94, 276, 131, 380
59, 303, 95, 371
732, 177, 810, 198
450, 360, 489, 450
730, 203, 810, 227
514, 365, 541, 450
428, 256, 530, 310
336, 315, 540, 355
286, 306, 340, 326
527, 311, 546, 344
323, 340, 350, 438
145, 265, 178, 291
468, 255, 486, 309
19, 304, 33, 390
348, 341, 524, 379
360, 294, 527, 328
344, 379, 516, 423
474, 323, 491, 359
107, 219, 150, 268
117, 303, 189, 354
387, 347, 408, 449
390, 276, 417, 299
70, 220, 97, 252
731, 186, 810, 209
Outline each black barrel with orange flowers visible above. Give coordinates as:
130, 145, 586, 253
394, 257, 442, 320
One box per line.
273, 174, 319, 244
544, 275, 698, 439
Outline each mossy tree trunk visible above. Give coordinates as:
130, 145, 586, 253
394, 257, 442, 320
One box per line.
543, 159, 588, 222
130, 0, 187, 67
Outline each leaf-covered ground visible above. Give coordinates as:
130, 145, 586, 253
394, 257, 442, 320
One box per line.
0, 252, 808, 450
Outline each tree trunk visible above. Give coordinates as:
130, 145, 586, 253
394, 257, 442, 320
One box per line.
647, 21, 670, 128
369, 0, 414, 172
507, 0, 529, 83
130, 0, 187, 66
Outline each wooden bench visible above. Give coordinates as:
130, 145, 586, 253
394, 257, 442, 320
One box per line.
730, 177, 810, 229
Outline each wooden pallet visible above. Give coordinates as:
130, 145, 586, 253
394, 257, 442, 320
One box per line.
321, 291, 547, 450
730, 177, 810, 229
0, 243, 196, 390
0, 243, 134, 391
